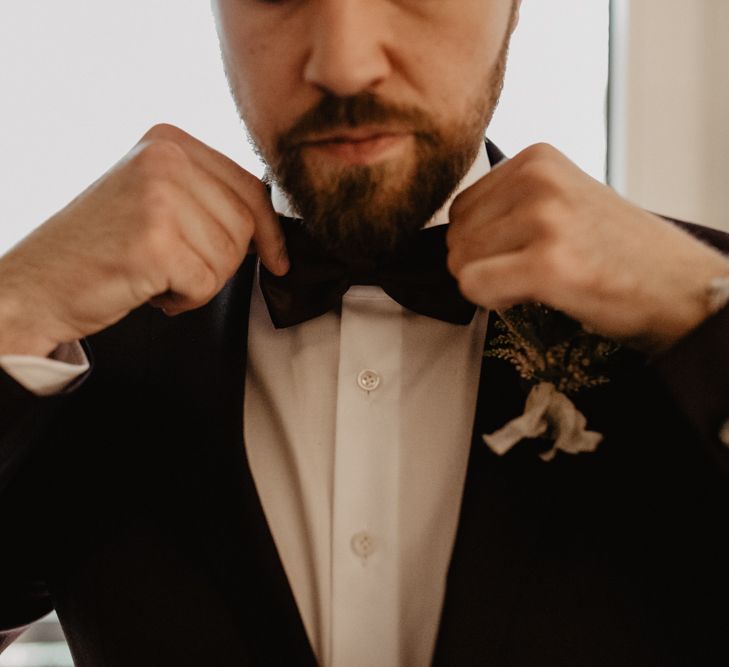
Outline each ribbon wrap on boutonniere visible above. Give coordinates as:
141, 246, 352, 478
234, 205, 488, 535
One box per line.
482, 303, 622, 462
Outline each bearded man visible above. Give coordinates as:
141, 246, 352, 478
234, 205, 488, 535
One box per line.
1, 1, 729, 665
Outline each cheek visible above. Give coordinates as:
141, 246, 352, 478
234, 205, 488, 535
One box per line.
226, 29, 282, 102
221, 35, 303, 150
214, 3, 302, 120
401, 5, 511, 112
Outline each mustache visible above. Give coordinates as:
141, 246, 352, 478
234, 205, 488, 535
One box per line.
276, 92, 439, 153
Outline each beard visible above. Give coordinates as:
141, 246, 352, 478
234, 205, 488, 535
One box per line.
241, 24, 512, 261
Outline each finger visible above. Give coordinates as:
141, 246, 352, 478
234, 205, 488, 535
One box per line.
141, 124, 288, 275
447, 211, 540, 276
162, 181, 247, 290
449, 157, 520, 226
149, 246, 220, 315
165, 153, 257, 258
450, 143, 567, 228
455, 251, 538, 311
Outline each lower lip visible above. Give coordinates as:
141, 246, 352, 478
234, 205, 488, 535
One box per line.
304, 134, 409, 165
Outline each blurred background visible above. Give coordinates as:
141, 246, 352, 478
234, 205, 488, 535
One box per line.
0, 1, 726, 665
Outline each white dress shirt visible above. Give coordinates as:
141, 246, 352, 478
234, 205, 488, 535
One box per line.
0, 143, 493, 666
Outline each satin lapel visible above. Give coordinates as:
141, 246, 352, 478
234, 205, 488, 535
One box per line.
432, 311, 557, 665
141, 256, 317, 665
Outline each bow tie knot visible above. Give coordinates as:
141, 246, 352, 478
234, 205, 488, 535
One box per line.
341, 257, 380, 286
259, 215, 478, 328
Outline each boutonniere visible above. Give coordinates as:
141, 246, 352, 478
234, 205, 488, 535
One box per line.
482, 303, 621, 461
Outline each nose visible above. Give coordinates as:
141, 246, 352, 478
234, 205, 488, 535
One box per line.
303, 0, 392, 97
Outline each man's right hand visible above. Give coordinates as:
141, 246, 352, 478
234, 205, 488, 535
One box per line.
0, 123, 289, 358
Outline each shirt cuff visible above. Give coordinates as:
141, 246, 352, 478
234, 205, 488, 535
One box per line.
0, 341, 90, 396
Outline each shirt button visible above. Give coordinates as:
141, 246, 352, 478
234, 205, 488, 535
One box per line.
351, 531, 377, 560
357, 369, 381, 392
718, 419, 729, 448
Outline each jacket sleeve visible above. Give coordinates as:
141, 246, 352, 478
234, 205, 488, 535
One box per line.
650, 302, 729, 475
0, 339, 93, 642
648, 218, 729, 475
0, 339, 93, 493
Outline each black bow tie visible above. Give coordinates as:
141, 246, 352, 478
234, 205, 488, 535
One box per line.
258, 215, 477, 329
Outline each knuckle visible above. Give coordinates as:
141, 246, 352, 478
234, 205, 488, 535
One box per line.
230, 200, 256, 242
518, 158, 556, 189
207, 213, 251, 269
188, 262, 220, 304
141, 123, 187, 144
458, 264, 484, 299
449, 192, 479, 231
131, 274, 168, 304
446, 248, 462, 276
213, 228, 242, 270
164, 260, 218, 313
448, 192, 468, 222
142, 218, 178, 265
528, 198, 566, 237
242, 207, 257, 238
539, 243, 582, 290
222, 232, 240, 264
541, 244, 568, 280
138, 179, 177, 222
131, 139, 189, 179
517, 145, 561, 183
124, 230, 177, 300
445, 221, 459, 249
520, 142, 559, 166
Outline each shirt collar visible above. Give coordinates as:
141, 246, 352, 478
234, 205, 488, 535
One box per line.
269, 139, 492, 228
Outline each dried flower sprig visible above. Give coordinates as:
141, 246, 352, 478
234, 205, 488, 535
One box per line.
481, 303, 624, 460
486, 303, 621, 396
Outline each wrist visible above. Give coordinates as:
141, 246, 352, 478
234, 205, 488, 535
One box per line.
0, 289, 61, 358
647, 254, 729, 354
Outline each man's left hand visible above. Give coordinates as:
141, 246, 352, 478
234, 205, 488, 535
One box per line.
446, 143, 729, 353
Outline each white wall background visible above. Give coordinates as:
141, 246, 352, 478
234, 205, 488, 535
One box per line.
610, 0, 729, 230
491, 0, 610, 177
0, 1, 610, 255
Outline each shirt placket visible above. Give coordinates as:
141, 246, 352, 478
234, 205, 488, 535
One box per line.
330, 287, 402, 667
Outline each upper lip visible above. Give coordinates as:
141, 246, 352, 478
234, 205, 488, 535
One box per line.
303, 127, 407, 143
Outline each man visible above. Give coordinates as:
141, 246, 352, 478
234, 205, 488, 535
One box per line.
1, 0, 728, 664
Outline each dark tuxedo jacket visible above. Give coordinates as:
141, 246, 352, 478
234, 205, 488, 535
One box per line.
2, 142, 729, 666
